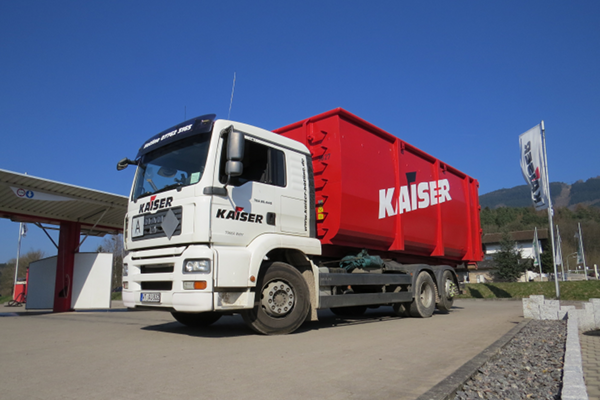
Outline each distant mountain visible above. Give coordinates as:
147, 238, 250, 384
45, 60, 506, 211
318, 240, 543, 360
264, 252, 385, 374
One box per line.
480, 177, 600, 209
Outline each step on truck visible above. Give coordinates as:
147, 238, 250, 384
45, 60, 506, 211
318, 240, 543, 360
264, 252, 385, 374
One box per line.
118, 108, 483, 334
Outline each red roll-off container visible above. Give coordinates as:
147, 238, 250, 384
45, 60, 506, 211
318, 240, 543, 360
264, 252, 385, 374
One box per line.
274, 108, 483, 266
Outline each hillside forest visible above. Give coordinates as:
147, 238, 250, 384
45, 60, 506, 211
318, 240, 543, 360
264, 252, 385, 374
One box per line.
481, 205, 600, 272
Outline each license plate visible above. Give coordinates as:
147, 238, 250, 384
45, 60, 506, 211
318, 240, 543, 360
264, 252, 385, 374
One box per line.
132, 215, 145, 238
140, 292, 161, 303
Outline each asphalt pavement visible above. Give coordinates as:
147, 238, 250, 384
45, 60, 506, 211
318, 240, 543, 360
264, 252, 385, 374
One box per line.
0, 299, 523, 400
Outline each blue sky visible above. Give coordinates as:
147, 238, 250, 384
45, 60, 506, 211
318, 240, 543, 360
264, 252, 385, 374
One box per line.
1, 1, 599, 263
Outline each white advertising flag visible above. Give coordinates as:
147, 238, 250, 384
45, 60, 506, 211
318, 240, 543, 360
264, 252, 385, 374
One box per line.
519, 124, 550, 210
576, 230, 585, 265
555, 226, 563, 267
532, 227, 541, 268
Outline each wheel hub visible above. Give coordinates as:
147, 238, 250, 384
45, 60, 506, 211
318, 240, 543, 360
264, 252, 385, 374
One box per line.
261, 280, 295, 317
445, 279, 457, 299
419, 282, 433, 307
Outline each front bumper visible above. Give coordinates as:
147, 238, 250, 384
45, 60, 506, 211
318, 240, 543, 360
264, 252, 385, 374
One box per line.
122, 245, 215, 312
122, 244, 254, 312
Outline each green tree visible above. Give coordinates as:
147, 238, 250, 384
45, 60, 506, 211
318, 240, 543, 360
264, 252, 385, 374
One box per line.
540, 247, 555, 274
494, 207, 519, 228
480, 207, 495, 227
521, 208, 547, 227
493, 232, 525, 282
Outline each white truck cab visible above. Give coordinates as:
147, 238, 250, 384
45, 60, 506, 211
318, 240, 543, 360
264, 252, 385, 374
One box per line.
119, 114, 321, 334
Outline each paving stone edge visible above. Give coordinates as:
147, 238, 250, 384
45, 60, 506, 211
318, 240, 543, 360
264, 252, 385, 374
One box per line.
562, 310, 589, 400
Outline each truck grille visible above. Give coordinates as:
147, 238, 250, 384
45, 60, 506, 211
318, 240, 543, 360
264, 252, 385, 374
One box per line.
140, 264, 174, 274
141, 281, 173, 291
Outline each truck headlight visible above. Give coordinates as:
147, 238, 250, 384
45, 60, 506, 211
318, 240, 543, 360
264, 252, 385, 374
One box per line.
183, 259, 211, 274
123, 264, 128, 277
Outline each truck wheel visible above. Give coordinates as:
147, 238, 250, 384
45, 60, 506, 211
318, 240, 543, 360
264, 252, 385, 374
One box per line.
242, 262, 310, 335
330, 306, 368, 317
171, 311, 222, 327
409, 272, 436, 318
436, 270, 456, 313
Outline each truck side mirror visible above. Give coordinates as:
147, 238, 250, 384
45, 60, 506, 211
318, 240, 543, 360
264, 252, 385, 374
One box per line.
227, 129, 245, 161
225, 127, 245, 178
225, 160, 243, 177
117, 158, 138, 171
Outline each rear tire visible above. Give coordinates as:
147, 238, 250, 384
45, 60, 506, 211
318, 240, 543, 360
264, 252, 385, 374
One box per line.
436, 270, 456, 313
171, 312, 222, 327
409, 272, 436, 318
242, 262, 310, 335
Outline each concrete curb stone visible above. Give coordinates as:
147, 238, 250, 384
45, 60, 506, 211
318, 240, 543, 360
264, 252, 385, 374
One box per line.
563, 309, 589, 400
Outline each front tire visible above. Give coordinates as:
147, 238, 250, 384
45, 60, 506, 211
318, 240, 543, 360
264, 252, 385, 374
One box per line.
242, 262, 310, 335
171, 312, 222, 327
409, 272, 436, 318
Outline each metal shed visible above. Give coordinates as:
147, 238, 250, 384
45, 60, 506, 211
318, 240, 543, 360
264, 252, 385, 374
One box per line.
0, 169, 127, 312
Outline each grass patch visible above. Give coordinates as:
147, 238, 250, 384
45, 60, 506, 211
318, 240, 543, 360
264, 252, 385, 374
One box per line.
458, 280, 600, 301
111, 292, 122, 301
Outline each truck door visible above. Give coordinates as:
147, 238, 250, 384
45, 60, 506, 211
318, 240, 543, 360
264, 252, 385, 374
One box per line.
278, 150, 310, 236
211, 133, 286, 247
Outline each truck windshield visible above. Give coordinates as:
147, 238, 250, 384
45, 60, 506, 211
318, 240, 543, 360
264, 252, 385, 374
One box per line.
133, 133, 211, 201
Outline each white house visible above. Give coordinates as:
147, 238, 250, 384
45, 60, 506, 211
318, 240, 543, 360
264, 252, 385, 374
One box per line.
457, 229, 549, 283
482, 229, 548, 261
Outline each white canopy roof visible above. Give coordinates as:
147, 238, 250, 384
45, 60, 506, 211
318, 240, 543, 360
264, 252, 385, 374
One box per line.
0, 169, 127, 235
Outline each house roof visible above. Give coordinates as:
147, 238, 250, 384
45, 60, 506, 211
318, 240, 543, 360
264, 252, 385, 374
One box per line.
482, 229, 549, 244
0, 169, 127, 235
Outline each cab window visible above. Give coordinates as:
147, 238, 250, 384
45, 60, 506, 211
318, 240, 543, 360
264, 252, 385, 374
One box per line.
220, 138, 286, 187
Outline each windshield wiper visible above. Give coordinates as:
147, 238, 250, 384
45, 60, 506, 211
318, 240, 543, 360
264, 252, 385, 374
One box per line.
136, 191, 153, 200
146, 178, 158, 191
135, 182, 181, 201
152, 182, 183, 195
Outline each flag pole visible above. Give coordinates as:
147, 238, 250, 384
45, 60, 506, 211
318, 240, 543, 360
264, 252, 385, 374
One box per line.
541, 121, 560, 298
578, 222, 588, 281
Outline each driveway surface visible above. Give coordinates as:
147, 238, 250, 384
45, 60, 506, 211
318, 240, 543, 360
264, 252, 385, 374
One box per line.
0, 299, 523, 400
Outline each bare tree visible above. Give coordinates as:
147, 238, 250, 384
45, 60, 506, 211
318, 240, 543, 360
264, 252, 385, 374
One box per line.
96, 234, 126, 291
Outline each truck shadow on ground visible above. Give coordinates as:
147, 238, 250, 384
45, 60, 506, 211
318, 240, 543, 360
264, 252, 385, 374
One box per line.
464, 284, 512, 298
483, 284, 511, 298
140, 306, 462, 338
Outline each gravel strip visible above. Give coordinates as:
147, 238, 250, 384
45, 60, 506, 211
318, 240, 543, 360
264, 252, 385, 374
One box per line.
454, 320, 567, 400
